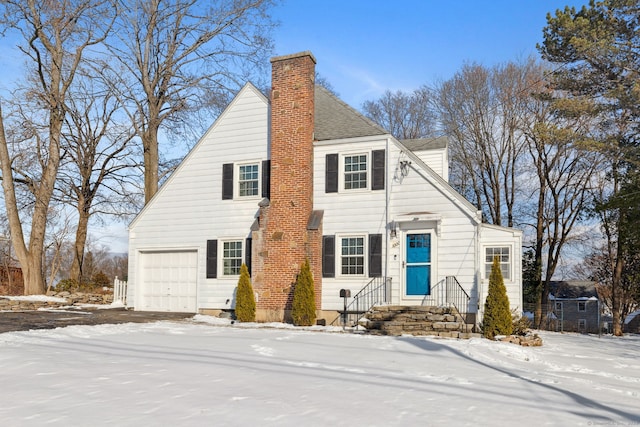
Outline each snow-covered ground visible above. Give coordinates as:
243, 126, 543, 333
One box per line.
0, 316, 638, 426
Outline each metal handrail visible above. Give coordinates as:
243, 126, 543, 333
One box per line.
445, 276, 471, 319
331, 276, 391, 326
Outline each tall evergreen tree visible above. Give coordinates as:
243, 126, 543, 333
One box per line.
234, 264, 255, 322
291, 259, 316, 326
483, 257, 513, 339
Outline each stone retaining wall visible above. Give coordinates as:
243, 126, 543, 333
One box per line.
361, 305, 478, 338
0, 292, 113, 311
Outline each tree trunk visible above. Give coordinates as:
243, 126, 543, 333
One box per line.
70, 200, 90, 284
22, 256, 46, 295
532, 147, 546, 329
611, 233, 625, 336
143, 124, 159, 204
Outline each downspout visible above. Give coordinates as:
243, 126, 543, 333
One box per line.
384, 137, 390, 303
475, 212, 482, 324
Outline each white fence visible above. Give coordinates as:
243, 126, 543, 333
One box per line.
113, 276, 128, 305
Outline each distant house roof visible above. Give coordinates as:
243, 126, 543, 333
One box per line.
314, 86, 387, 141
401, 136, 448, 151
549, 281, 598, 299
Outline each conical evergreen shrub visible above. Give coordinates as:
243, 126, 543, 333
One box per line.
291, 258, 316, 326
234, 263, 256, 322
483, 256, 513, 339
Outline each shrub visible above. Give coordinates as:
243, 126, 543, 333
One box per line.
55, 279, 80, 292
291, 258, 316, 326
512, 312, 532, 336
92, 271, 111, 288
234, 263, 256, 322
483, 256, 513, 339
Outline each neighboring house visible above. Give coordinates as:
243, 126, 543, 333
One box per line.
624, 310, 640, 334
548, 281, 606, 334
126, 51, 522, 324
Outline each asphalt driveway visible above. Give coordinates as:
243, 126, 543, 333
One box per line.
0, 307, 194, 333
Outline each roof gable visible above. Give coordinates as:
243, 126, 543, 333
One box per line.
314, 86, 387, 141
129, 82, 268, 229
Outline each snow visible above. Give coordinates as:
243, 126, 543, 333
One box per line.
0, 318, 638, 426
2, 295, 68, 303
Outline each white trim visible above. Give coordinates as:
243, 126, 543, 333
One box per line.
219, 238, 245, 278
483, 245, 512, 281
314, 134, 391, 147
336, 233, 368, 278
339, 151, 370, 192
235, 160, 261, 199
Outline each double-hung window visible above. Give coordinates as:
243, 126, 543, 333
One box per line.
578, 301, 586, 312
238, 163, 259, 197
341, 236, 365, 275
343, 154, 368, 190
222, 240, 243, 276
485, 247, 511, 280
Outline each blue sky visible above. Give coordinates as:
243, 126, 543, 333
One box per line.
271, 0, 587, 107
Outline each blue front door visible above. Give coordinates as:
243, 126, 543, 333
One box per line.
405, 233, 431, 296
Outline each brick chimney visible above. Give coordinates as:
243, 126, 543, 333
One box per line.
252, 51, 322, 320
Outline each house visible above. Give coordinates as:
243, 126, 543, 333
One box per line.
624, 310, 640, 334
547, 281, 606, 334
126, 51, 522, 325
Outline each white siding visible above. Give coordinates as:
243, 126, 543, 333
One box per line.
128, 83, 523, 322
128, 84, 269, 311
478, 224, 523, 316
412, 147, 449, 182
315, 137, 481, 311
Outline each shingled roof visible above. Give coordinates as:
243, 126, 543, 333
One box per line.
314, 85, 387, 141
549, 281, 598, 299
401, 136, 448, 151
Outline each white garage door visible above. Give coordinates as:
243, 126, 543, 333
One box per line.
139, 251, 198, 312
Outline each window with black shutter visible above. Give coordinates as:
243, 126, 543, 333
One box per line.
372, 150, 385, 191
222, 164, 233, 200
369, 234, 382, 277
206, 240, 218, 278
261, 160, 270, 199
325, 154, 338, 193
245, 237, 252, 276
322, 235, 335, 277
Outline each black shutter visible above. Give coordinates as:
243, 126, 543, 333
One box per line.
369, 234, 382, 277
325, 153, 338, 193
245, 237, 252, 276
322, 235, 335, 278
222, 163, 233, 200
261, 160, 270, 199
206, 240, 218, 278
372, 149, 385, 190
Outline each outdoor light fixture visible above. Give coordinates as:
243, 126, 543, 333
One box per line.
400, 160, 411, 177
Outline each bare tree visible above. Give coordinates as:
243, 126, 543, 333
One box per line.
58, 75, 137, 284
436, 60, 535, 227
0, 0, 115, 295
539, 0, 640, 335
362, 86, 437, 140
521, 77, 601, 327
105, 0, 276, 204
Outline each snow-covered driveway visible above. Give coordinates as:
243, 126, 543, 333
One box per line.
0, 318, 638, 426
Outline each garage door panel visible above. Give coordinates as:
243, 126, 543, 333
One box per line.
140, 251, 197, 312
